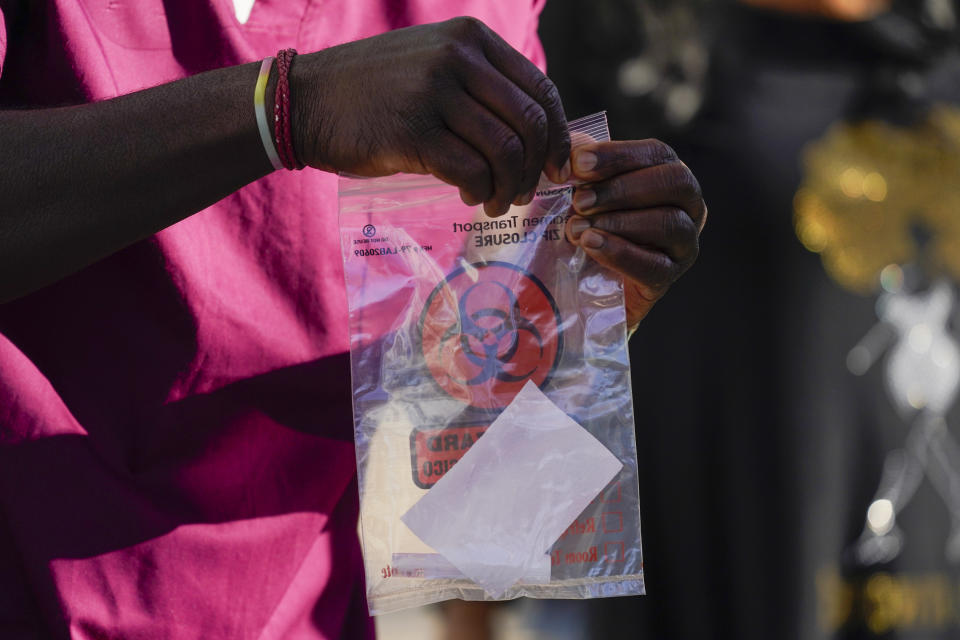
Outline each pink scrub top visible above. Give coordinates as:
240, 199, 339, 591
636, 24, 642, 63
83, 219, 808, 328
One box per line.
0, 1, 546, 637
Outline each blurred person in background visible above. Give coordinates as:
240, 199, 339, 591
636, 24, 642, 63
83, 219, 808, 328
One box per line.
539, 0, 960, 638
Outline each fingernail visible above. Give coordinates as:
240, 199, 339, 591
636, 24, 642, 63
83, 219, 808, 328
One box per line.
582, 229, 604, 249
559, 160, 572, 183
574, 188, 596, 212
575, 151, 597, 174
568, 216, 591, 239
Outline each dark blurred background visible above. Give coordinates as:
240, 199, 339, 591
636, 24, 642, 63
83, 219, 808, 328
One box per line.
379, 1, 960, 638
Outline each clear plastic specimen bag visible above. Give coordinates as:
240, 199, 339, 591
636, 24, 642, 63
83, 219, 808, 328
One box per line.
338, 113, 645, 614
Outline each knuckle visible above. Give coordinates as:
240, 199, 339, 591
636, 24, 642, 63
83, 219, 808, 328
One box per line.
598, 213, 629, 237
662, 207, 699, 262
494, 131, 523, 165
645, 252, 679, 288
423, 59, 457, 91
606, 140, 679, 174
662, 163, 698, 201
643, 139, 679, 165
521, 101, 549, 141
677, 164, 703, 200
662, 207, 695, 242
533, 75, 561, 110
438, 40, 467, 62
602, 176, 626, 207
691, 176, 704, 204
447, 15, 485, 39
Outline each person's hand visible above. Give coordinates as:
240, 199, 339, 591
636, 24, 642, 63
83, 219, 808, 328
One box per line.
291, 17, 571, 217
564, 140, 706, 328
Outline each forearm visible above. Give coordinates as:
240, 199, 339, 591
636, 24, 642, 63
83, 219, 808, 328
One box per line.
0, 17, 575, 303
0, 60, 273, 303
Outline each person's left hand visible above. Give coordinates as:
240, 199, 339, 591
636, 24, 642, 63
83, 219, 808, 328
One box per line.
564, 139, 706, 329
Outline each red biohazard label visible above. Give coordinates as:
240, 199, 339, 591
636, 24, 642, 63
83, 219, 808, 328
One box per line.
419, 261, 562, 410
410, 423, 489, 489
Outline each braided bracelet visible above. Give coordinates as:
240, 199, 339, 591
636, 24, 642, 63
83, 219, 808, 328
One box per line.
274, 48, 304, 170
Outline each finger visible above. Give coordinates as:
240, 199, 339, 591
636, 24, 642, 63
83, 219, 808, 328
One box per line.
443, 94, 524, 217
419, 129, 493, 207
571, 139, 679, 182
469, 21, 571, 183
577, 228, 684, 294
460, 62, 550, 201
565, 208, 700, 266
572, 162, 706, 229
577, 227, 678, 327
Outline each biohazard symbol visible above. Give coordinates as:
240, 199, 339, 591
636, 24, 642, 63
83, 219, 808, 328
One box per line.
420, 261, 562, 410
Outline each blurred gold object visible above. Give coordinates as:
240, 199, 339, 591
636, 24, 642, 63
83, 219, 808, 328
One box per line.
740, 0, 891, 21
794, 105, 960, 294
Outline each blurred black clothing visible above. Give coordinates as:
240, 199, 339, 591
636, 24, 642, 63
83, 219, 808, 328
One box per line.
540, 3, 960, 639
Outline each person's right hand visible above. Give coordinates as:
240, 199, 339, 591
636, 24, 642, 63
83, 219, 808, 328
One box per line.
290, 17, 571, 217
